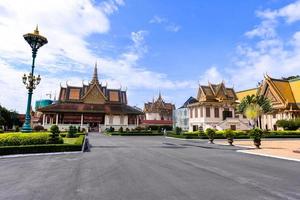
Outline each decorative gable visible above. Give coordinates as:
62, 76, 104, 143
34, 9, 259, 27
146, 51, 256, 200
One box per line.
82, 83, 106, 104
260, 82, 286, 109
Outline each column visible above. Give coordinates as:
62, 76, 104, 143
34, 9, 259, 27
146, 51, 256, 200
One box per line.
136, 116, 139, 126
42, 114, 45, 126
81, 114, 84, 128
56, 114, 59, 125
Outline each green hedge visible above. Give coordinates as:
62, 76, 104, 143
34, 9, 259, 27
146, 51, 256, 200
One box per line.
109, 132, 163, 136
0, 135, 85, 156
0, 133, 50, 146
167, 130, 300, 139
0, 144, 82, 155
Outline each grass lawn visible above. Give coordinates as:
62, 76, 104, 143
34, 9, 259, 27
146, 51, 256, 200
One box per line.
63, 137, 78, 144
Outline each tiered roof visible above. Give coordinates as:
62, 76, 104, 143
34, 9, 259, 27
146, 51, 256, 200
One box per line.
236, 75, 300, 110
59, 63, 127, 104
197, 82, 237, 103
144, 92, 175, 114
39, 63, 142, 115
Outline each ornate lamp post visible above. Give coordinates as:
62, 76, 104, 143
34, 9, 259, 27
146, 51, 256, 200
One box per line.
21, 26, 48, 132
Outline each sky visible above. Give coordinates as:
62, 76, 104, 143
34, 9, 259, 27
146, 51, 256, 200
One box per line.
0, 0, 300, 113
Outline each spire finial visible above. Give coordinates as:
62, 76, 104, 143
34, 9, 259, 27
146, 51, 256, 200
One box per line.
34, 25, 39, 35
158, 90, 162, 100
91, 62, 99, 84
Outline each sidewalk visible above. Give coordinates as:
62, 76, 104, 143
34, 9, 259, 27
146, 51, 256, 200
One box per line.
216, 139, 300, 160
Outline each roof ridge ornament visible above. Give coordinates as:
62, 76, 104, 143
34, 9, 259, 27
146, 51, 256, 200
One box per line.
91, 62, 99, 84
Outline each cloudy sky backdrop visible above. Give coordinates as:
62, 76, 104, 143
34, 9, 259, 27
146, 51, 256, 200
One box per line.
0, 0, 299, 112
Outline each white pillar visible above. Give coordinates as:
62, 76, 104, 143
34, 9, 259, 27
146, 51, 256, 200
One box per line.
42, 114, 45, 126
136, 116, 139, 126
56, 114, 59, 125
81, 114, 84, 127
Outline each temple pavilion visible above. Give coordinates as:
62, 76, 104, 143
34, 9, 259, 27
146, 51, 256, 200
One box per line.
39, 63, 143, 132
142, 92, 175, 127
236, 74, 300, 130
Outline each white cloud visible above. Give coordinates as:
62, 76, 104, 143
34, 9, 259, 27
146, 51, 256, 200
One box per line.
149, 15, 181, 32
149, 15, 168, 24
0, 0, 193, 112
166, 24, 181, 32
230, 0, 300, 90
199, 66, 225, 85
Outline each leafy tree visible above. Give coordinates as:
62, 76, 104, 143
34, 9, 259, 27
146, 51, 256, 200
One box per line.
0, 105, 21, 130
238, 95, 272, 128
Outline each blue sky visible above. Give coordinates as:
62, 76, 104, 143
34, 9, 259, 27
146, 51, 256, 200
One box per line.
0, 0, 300, 112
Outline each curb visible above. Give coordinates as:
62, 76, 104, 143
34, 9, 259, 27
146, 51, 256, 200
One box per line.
0, 151, 82, 159
237, 150, 300, 162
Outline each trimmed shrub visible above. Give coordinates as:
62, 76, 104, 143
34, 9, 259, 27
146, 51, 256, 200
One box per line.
67, 126, 77, 138
48, 125, 63, 144
0, 133, 49, 146
119, 127, 124, 133
125, 128, 130, 132
205, 128, 216, 143
175, 127, 182, 135
107, 126, 115, 132
249, 128, 263, 141
223, 129, 235, 140
33, 125, 44, 132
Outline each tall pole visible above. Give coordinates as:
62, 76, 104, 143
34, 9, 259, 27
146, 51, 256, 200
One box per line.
22, 49, 37, 132
21, 26, 47, 133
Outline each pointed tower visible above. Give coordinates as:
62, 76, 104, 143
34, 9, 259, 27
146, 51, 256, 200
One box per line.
91, 62, 99, 84
158, 90, 162, 101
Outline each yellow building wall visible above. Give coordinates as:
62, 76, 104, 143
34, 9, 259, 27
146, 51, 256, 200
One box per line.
236, 88, 257, 101
289, 80, 300, 102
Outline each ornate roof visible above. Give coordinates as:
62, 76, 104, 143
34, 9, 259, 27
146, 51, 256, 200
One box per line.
197, 82, 237, 103
144, 92, 175, 114
58, 63, 127, 105
236, 75, 300, 110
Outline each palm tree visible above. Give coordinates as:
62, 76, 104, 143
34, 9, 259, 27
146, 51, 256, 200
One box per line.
238, 95, 272, 128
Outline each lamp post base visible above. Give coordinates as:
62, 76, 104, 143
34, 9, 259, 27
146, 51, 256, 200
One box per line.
21, 123, 32, 133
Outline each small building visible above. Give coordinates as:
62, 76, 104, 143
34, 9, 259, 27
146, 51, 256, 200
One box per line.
236, 75, 300, 130
38, 63, 143, 132
188, 82, 250, 131
142, 92, 175, 128
173, 97, 198, 131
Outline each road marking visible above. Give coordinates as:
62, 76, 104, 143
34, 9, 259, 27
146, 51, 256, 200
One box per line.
237, 150, 300, 162
0, 151, 82, 159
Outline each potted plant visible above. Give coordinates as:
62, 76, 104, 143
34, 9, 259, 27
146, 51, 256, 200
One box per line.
248, 128, 263, 148
223, 129, 235, 146
206, 128, 216, 144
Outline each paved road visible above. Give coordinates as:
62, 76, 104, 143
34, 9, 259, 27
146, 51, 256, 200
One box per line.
0, 133, 300, 200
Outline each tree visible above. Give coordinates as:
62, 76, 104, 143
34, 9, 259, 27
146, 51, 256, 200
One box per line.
238, 95, 272, 128
0, 105, 22, 130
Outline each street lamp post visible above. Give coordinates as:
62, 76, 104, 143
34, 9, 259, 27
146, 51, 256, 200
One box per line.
21, 26, 48, 132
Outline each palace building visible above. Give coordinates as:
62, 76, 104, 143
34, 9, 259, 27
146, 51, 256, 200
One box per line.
173, 96, 198, 131
188, 82, 250, 131
236, 75, 300, 130
38, 63, 143, 132
142, 92, 175, 127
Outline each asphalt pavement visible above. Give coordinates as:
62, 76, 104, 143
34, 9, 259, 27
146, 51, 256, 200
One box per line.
0, 133, 299, 200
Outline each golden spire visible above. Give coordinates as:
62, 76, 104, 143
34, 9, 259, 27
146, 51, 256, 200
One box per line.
34, 25, 39, 35
91, 62, 99, 84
